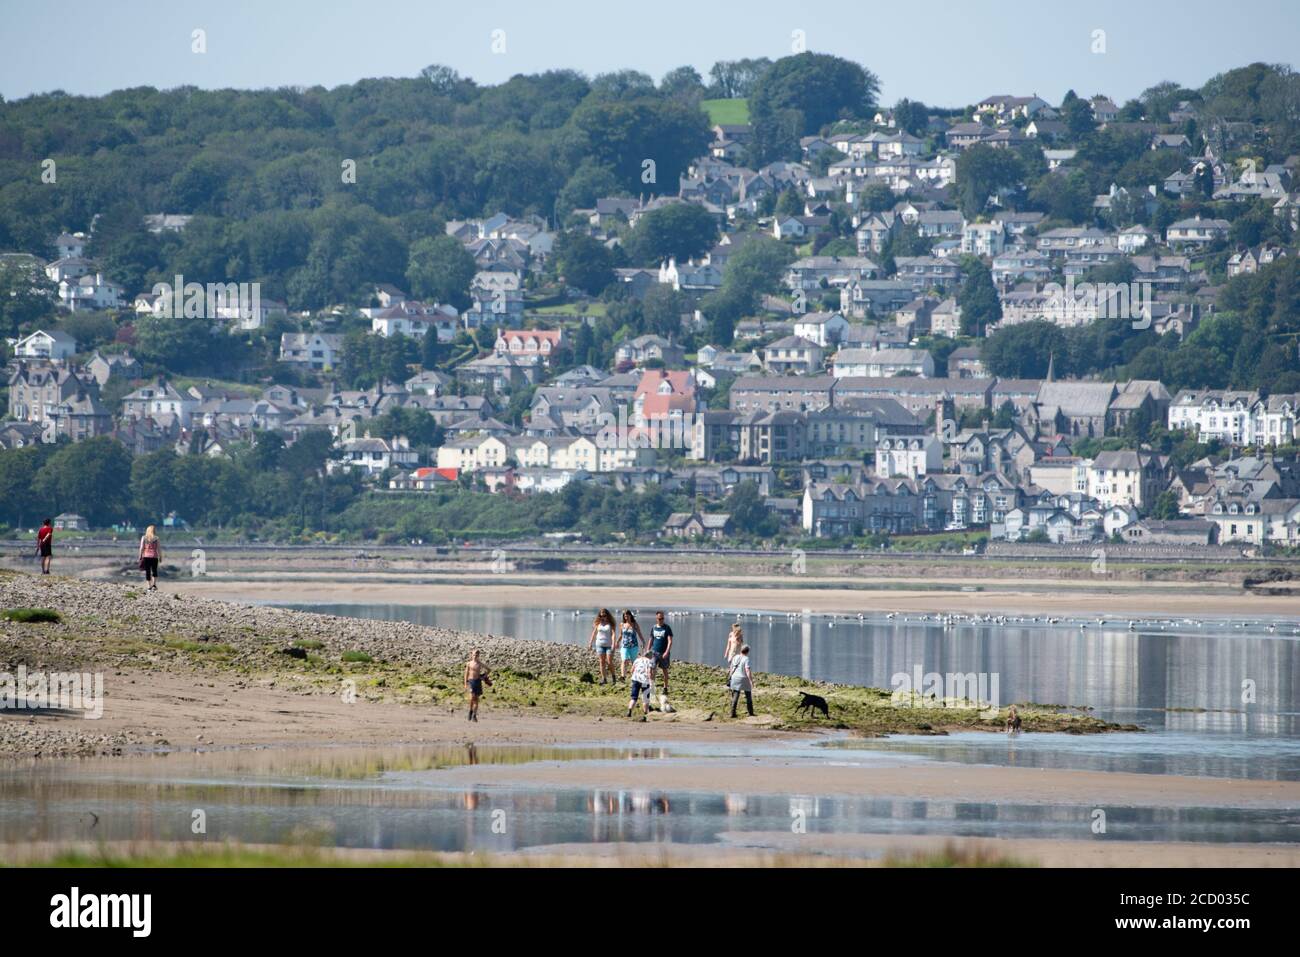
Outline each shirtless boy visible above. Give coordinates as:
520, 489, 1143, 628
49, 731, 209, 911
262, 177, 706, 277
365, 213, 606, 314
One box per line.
464, 649, 492, 722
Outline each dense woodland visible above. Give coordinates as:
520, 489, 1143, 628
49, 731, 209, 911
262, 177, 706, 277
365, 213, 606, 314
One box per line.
2, 58, 1299, 382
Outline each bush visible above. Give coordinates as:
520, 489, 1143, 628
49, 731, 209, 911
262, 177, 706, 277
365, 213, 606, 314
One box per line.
341, 650, 373, 663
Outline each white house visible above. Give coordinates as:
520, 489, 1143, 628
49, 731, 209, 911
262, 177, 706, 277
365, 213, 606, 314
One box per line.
1086, 450, 1163, 509
121, 380, 200, 428
437, 434, 512, 472
328, 435, 419, 476
1167, 390, 1298, 447
874, 435, 943, 478
279, 332, 344, 370
764, 336, 824, 375
832, 348, 935, 379
791, 311, 849, 347
371, 302, 460, 341
1118, 225, 1156, 254
58, 273, 125, 311
11, 329, 77, 362
1166, 216, 1230, 247
44, 256, 94, 284
54, 232, 87, 259
961, 222, 1006, 258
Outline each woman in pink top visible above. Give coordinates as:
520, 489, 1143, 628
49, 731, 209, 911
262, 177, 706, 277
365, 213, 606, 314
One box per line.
138, 525, 163, 591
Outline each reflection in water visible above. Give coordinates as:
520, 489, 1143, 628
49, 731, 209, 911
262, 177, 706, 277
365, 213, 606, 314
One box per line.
817, 730, 1300, 781
1, 744, 1296, 853
281, 604, 1300, 734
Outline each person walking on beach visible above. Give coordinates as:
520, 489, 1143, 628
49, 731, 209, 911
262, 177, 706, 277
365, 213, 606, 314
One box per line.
649, 611, 673, 697
626, 649, 655, 719
723, 622, 743, 665
588, 608, 618, 685
618, 610, 644, 679
464, 649, 492, 722
138, 525, 162, 591
727, 643, 755, 718
35, 518, 53, 575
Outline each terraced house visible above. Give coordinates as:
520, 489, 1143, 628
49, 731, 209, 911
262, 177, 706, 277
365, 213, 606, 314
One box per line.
1168, 389, 1300, 446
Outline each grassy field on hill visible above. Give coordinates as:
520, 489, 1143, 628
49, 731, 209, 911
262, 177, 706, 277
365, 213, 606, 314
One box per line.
702, 98, 750, 125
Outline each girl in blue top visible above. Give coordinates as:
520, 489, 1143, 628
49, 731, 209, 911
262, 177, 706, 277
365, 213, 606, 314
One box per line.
618, 610, 644, 679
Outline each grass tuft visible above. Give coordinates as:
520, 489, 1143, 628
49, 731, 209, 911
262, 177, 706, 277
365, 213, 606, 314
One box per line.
2, 607, 62, 623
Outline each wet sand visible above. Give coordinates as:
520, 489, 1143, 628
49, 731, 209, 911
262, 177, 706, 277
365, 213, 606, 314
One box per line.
6, 664, 1299, 867
4, 836, 1297, 867
172, 575, 1300, 619
427, 746, 1300, 808
20, 667, 797, 751
14, 665, 1297, 813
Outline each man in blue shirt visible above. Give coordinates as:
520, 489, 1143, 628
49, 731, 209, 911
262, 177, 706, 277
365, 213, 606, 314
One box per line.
649, 610, 674, 696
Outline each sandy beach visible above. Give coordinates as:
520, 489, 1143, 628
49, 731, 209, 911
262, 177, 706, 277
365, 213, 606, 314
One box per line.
4, 665, 1299, 867
171, 574, 1300, 619
3, 571, 1298, 867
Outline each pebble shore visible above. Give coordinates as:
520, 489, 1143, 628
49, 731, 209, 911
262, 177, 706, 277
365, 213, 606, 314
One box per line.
1, 572, 583, 757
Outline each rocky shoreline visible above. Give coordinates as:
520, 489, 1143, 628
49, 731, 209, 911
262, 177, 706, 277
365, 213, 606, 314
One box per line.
0, 571, 1134, 758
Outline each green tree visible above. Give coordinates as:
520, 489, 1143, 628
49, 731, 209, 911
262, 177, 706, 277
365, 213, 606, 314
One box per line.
567, 98, 712, 195
33, 437, 133, 527
1060, 91, 1096, 138
723, 481, 778, 536
892, 99, 931, 136
956, 145, 1023, 218
406, 235, 477, 310
701, 235, 793, 341
980, 320, 1067, 378
706, 58, 773, 99
131, 314, 218, 374
367, 406, 444, 449
0, 444, 52, 528
130, 449, 180, 519
625, 203, 718, 264
555, 161, 621, 220
1151, 490, 1181, 520
659, 66, 706, 103
957, 258, 1002, 337
749, 53, 880, 161
553, 230, 614, 294
0, 260, 56, 337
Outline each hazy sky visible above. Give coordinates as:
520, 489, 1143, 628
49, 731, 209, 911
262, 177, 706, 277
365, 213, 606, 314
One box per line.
3, 0, 1298, 106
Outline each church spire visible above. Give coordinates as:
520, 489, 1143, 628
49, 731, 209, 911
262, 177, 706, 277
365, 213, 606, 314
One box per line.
1046, 351, 1055, 382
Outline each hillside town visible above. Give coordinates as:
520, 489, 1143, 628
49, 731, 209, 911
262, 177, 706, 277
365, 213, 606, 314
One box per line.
3, 63, 1300, 551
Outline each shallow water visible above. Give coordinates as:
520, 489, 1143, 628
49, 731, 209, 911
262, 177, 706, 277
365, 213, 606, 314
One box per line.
2, 743, 1296, 854
818, 730, 1300, 781
280, 603, 1300, 736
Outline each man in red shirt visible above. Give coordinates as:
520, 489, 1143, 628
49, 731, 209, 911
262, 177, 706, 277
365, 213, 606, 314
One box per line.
35, 518, 54, 574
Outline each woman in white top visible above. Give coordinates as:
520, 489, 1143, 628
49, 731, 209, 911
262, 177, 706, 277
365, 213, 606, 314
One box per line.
587, 608, 617, 685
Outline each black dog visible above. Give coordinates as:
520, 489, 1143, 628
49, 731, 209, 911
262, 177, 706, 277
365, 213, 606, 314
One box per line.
796, 691, 830, 718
